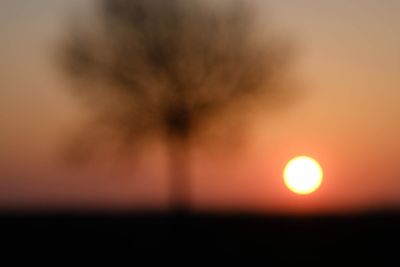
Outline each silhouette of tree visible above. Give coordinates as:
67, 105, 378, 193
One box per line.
60, 0, 294, 213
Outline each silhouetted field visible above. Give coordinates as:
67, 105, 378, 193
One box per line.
0, 211, 398, 263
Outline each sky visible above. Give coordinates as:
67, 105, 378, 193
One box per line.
0, 0, 400, 213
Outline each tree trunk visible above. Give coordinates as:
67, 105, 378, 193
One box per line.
167, 136, 192, 215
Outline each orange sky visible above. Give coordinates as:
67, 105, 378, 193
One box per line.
0, 0, 400, 213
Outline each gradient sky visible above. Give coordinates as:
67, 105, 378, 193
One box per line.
1, 0, 400, 213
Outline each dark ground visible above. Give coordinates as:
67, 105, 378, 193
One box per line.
0, 210, 399, 264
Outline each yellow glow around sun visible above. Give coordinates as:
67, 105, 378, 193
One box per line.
283, 156, 323, 195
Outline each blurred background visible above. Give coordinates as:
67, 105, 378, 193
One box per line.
1, 0, 400, 216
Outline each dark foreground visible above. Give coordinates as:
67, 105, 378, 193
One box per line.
0, 211, 399, 264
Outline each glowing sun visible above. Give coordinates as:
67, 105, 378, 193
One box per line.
283, 156, 323, 195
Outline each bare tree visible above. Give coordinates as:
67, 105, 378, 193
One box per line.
59, 0, 294, 213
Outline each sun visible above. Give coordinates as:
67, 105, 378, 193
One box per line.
283, 156, 323, 195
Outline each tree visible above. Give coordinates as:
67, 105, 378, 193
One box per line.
60, 0, 293, 213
